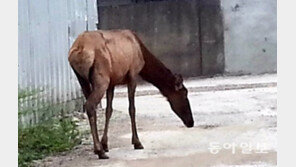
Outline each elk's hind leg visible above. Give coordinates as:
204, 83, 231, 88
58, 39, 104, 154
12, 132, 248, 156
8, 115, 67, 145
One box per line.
72, 68, 92, 113
72, 68, 92, 99
128, 78, 144, 149
101, 86, 115, 152
85, 74, 110, 159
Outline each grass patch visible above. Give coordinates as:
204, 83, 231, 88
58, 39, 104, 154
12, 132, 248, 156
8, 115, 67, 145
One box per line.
18, 118, 81, 167
18, 89, 82, 167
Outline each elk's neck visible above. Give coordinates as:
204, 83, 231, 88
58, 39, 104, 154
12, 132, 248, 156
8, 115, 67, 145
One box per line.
139, 44, 176, 97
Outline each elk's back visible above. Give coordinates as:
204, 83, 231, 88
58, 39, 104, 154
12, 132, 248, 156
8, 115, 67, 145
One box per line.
68, 30, 145, 85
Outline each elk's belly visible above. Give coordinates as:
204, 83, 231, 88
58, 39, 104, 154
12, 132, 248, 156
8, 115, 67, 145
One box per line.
108, 59, 143, 86
109, 75, 129, 86
108, 62, 130, 86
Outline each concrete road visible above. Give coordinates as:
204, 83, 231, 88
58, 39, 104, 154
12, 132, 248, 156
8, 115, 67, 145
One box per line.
36, 74, 277, 167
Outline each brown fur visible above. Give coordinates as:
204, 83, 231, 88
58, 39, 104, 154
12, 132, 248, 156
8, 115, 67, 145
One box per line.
68, 30, 194, 159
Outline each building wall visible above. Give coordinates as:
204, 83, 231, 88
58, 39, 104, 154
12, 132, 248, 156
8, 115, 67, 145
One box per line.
18, 0, 98, 125
221, 0, 277, 75
98, 0, 278, 76
98, 0, 225, 77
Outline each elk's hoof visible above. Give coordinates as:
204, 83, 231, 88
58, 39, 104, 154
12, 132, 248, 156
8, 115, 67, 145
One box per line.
98, 153, 109, 159
102, 144, 109, 152
134, 143, 144, 149
94, 150, 109, 159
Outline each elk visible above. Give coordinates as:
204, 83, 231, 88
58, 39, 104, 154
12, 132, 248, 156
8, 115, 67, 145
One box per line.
68, 30, 194, 159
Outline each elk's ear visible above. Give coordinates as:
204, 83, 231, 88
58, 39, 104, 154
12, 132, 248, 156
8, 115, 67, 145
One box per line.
174, 74, 183, 91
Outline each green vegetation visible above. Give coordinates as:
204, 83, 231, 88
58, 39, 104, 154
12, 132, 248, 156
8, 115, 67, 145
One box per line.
18, 89, 81, 167
18, 88, 39, 100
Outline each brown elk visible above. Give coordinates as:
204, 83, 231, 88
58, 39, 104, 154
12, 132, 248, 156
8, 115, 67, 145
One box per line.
68, 30, 194, 159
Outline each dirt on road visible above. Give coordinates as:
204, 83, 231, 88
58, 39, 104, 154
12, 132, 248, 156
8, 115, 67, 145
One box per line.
35, 75, 277, 167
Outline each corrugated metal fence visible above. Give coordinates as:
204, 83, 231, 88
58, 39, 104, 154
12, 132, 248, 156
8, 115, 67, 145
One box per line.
18, 0, 98, 126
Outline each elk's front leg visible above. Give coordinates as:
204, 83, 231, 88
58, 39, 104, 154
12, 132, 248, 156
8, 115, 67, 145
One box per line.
101, 86, 114, 152
128, 79, 144, 149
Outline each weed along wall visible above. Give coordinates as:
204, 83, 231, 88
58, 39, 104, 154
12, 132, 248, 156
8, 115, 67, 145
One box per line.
18, 0, 98, 126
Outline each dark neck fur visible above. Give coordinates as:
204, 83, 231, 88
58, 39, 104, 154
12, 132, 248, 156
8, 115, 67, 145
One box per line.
136, 37, 176, 97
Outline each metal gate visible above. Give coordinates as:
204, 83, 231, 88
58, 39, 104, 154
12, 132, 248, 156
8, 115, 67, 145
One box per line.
97, 0, 224, 77
18, 0, 98, 125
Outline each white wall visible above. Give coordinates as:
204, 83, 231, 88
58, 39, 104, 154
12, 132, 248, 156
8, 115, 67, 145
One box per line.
221, 0, 277, 75
18, 0, 98, 125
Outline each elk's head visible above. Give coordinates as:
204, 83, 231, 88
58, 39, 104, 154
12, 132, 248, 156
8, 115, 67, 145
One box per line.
167, 74, 194, 128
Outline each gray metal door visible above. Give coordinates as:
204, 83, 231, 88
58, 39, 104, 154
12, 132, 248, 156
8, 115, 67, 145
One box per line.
97, 0, 224, 77
98, 0, 202, 77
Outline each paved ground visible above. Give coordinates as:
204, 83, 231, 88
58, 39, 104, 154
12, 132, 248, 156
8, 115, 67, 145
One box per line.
35, 74, 277, 167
